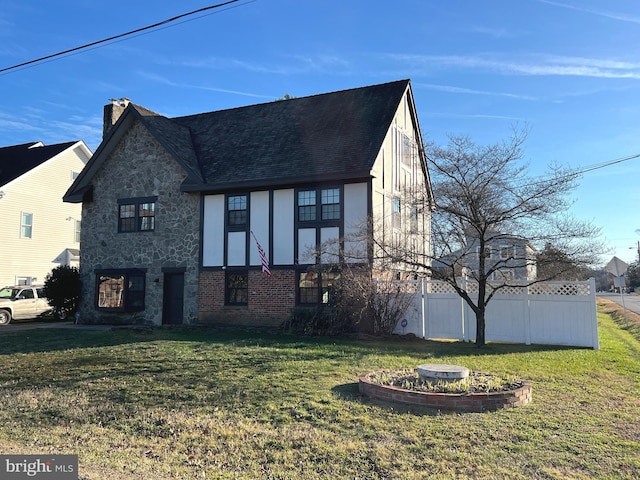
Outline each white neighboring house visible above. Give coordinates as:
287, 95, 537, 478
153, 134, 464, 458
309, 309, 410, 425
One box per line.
434, 233, 537, 283
0, 141, 92, 287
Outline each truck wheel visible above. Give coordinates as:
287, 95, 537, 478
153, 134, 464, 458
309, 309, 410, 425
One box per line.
0, 310, 11, 325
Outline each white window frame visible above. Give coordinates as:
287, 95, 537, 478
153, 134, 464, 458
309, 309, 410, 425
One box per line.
20, 212, 33, 238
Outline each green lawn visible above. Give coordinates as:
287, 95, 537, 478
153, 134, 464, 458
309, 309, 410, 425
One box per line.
0, 310, 638, 479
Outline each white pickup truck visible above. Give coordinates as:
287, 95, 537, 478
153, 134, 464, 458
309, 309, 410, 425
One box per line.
0, 285, 53, 325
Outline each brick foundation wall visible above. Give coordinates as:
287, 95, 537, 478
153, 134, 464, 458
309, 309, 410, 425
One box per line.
198, 270, 296, 326
359, 373, 532, 412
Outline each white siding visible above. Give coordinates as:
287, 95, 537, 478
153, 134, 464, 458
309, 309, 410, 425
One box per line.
0, 143, 89, 286
202, 195, 224, 266
273, 189, 294, 265
250, 191, 270, 266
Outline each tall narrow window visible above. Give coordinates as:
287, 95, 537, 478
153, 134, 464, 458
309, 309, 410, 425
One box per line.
226, 271, 248, 305
74, 220, 81, 243
393, 197, 401, 229
227, 195, 247, 227
298, 191, 316, 221
20, 212, 33, 238
139, 202, 155, 231
321, 188, 340, 220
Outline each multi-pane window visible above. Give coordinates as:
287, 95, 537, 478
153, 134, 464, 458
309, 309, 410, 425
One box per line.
20, 212, 33, 238
226, 271, 248, 305
298, 188, 341, 222
227, 195, 247, 227
500, 246, 516, 260
298, 271, 340, 304
96, 271, 145, 311
298, 191, 316, 221
139, 202, 155, 231
321, 188, 340, 220
118, 197, 156, 233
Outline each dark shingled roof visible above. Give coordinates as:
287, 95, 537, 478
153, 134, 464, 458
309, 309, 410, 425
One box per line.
65, 79, 416, 201
168, 79, 410, 191
0, 141, 78, 187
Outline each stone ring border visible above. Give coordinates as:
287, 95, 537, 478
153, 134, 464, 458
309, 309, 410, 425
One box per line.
358, 372, 532, 413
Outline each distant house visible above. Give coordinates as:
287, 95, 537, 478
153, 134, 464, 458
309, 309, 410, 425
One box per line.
434, 232, 537, 282
0, 141, 92, 287
64, 79, 433, 326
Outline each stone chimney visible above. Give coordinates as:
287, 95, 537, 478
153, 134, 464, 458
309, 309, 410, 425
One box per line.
102, 98, 130, 139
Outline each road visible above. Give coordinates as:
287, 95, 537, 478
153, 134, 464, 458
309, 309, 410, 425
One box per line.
597, 293, 640, 316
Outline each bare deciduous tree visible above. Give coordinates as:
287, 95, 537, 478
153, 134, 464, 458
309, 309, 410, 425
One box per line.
369, 127, 603, 347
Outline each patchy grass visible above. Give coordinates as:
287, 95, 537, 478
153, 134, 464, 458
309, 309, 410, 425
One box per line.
597, 296, 640, 343
0, 309, 638, 479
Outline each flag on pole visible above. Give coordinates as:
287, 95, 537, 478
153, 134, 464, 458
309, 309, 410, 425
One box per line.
251, 231, 271, 277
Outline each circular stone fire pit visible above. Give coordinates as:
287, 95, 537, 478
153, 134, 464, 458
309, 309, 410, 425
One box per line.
359, 365, 532, 412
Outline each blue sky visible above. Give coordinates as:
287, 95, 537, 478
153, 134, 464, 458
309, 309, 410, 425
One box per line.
1, 0, 639, 265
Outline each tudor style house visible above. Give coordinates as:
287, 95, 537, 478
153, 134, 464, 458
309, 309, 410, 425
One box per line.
64, 79, 433, 326
0, 141, 91, 287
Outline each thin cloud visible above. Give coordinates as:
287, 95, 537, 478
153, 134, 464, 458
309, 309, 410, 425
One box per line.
137, 71, 275, 100
387, 53, 640, 79
415, 82, 538, 100
427, 111, 526, 122
469, 26, 514, 39
534, 0, 640, 25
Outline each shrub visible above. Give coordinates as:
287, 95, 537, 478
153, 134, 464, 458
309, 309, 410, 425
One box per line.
43, 265, 80, 318
285, 306, 354, 336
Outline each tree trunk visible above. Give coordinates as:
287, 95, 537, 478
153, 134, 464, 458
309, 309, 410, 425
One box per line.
475, 309, 486, 347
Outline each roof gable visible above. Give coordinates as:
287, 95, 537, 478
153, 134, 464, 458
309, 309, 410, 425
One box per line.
0, 141, 79, 187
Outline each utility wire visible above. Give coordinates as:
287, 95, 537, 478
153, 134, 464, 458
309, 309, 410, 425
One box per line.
0, 0, 247, 74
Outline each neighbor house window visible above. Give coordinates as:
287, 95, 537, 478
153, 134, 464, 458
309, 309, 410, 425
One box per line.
298, 271, 340, 305
298, 188, 341, 222
500, 246, 516, 260
227, 195, 248, 227
20, 212, 33, 238
74, 220, 81, 243
96, 270, 146, 311
226, 271, 248, 305
118, 197, 156, 232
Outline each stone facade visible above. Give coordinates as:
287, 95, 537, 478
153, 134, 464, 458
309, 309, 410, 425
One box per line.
78, 120, 200, 325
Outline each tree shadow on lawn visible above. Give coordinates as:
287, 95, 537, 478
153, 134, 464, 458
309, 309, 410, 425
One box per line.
0, 324, 581, 360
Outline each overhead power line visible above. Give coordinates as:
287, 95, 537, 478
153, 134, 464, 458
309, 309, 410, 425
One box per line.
0, 0, 249, 74
574, 152, 640, 175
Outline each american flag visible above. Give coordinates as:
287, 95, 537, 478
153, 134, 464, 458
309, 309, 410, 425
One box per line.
251, 231, 271, 277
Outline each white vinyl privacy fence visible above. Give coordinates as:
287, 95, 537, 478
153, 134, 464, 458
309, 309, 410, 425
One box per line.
391, 278, 599, 349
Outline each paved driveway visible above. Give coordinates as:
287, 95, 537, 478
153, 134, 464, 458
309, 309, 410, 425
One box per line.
0, 320, 112, 333
597, 293, 640, 315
